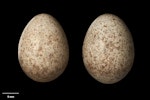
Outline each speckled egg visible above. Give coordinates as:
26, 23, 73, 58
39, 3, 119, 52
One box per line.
82, 13, 134, 84
18, 13, 69, 82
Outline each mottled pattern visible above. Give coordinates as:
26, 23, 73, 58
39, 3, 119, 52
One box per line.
18, 13, 69, 82
82, 13, 134, 84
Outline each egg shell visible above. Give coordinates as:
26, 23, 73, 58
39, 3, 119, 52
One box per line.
82, 13, 134, 84
18, 13, 69, 82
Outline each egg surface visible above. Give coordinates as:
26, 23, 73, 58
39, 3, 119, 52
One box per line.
82, 13, 134, 84
18, 13, 69, 82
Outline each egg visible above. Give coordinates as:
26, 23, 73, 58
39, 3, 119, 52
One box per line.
18, 13, 69, 82
82, 13, 134, 84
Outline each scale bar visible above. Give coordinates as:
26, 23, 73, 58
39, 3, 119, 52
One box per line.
2, 92, 19, 94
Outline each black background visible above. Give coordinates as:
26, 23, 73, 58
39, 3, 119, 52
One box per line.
0, 0, 149, 99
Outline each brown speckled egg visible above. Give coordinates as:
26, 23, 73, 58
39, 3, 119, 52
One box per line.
82, 13, 134, 84
18, 13, 69, 82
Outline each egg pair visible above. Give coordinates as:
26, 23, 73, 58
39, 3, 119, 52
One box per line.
18, 13, 134, 84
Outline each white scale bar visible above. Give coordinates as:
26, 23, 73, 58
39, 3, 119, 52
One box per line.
2, 92, 19, 94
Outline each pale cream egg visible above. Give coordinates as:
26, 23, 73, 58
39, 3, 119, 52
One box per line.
82, 13, 134, 84
18, 13, 69, 82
